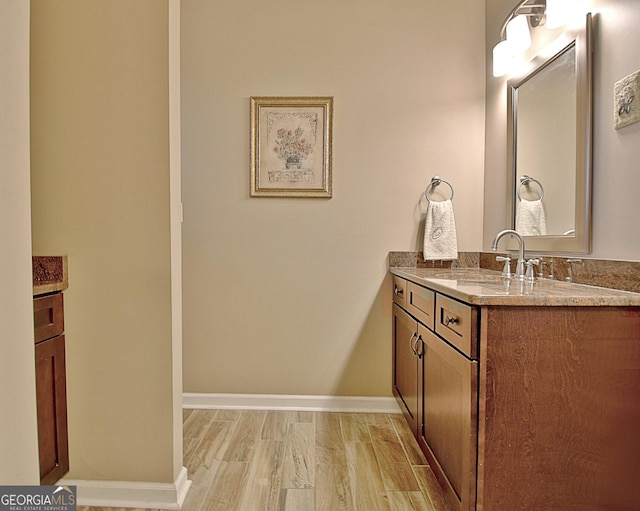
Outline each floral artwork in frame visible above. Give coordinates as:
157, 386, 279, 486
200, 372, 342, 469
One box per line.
251, 97, 333, 197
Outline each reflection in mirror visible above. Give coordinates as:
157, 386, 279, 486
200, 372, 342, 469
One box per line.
507, 13, 593, 254
516, 174, 548, 236
515, 47, 575, 236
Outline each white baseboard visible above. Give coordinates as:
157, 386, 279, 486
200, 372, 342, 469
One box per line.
59, 466, 191, 510
183, 393, 401, 413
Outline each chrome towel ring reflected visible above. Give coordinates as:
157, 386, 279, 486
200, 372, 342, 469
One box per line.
517, 175, 545, 200
425, 176, 454, 203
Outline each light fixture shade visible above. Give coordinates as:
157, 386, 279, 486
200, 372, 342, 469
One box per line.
492, 40, 513, 77
506, 15, 532, 53
546, 0, 577, 28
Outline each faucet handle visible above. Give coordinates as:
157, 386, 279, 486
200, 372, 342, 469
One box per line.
496, 256, 512, 278
537, 257, 555, 279
565, 259, 583, 282
525, 258, 539, 281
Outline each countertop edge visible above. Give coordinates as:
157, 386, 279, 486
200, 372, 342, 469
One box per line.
33, 255, 68, 296
390, 267, 640, 307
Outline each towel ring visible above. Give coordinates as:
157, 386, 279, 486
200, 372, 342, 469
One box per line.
517, 175, 544, 201
425, 176, 454, 203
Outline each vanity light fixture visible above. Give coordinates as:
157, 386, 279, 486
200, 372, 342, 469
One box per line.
506, 14, 532, 54
492, 39, 514, 78
493, 0, 546, 77
545, 0, 578, 29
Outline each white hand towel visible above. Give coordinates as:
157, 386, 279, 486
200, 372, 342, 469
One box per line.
423, 199, 458, 261
516, 199, 547, 236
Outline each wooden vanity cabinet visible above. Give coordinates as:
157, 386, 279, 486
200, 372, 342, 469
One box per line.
34, 292, 69, 485
392, 273, 640, 511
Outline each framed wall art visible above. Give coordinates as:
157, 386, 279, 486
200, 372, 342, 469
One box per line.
614, 70, 640, 130
250, 96, 333, 197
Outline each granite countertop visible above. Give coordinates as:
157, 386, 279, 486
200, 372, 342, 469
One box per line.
390, 267, 640, 306
33, 256, 68, 296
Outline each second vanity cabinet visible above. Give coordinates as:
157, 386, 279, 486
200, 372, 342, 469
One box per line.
34, 292, 69, 485
392, 270, 640, 511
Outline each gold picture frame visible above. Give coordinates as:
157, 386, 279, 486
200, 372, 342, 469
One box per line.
250, 96, 333, 197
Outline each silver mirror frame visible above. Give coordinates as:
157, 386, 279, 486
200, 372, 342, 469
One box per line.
506, 13, 593, 254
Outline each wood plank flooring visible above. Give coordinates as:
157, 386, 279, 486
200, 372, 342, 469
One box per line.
80, 409, 451, 511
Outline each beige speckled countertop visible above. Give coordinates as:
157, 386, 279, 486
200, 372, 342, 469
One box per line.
390, 267, 640, 306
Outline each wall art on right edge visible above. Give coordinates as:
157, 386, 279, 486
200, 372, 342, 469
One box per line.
250, 96, 333, 198
614, 70, 640, 129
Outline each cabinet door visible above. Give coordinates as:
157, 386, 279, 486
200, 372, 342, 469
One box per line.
419, 330, 478, 511
392, 303, 419, 434
35, 334, 69, 485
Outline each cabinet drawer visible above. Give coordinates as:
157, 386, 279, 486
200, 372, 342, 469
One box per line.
34, 293, 64, 344
407, 282, 435, 330
435, 294, 477, 358
392, 276, 407, 308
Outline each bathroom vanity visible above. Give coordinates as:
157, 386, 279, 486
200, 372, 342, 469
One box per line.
390, 266, 640, 511
33, 256, 69, 484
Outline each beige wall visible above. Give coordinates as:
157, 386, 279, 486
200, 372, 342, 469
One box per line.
484, 0, 640, 260
30, 0, 182, 484
181, 0, 486, 396
0, 0, 40, 484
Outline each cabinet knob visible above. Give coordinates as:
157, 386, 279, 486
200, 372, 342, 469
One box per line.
444, 316, 458, 326
394, 286, 404, 295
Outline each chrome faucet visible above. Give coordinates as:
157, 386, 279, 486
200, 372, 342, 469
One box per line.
491, 229, 526, 279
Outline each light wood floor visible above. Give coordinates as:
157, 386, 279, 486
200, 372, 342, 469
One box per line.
81, 409, 451, 511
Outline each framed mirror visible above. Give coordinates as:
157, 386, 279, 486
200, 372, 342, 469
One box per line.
507, 13, 593, 253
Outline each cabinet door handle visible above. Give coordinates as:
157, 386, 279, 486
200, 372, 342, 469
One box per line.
408, 332, 418, 355
394, 286, 404, 296
444, 315, 458, 326
415, 335, 424, 358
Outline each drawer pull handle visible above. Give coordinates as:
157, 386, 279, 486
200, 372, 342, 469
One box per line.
444, 315, 458, 326
394, 286, 404, 296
